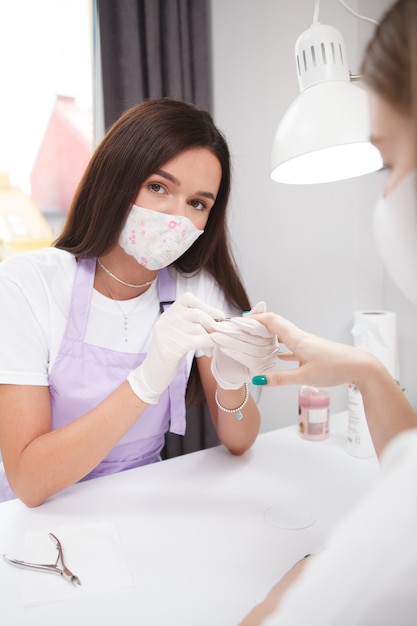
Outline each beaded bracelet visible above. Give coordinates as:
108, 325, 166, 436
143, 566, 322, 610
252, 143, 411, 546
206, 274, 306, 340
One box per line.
214, 383, 249, 421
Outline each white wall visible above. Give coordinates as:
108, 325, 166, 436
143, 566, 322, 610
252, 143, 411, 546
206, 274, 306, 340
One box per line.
210, 0, 417, 431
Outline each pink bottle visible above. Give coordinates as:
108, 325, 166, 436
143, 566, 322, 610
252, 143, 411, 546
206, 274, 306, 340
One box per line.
298, 386, 330, 441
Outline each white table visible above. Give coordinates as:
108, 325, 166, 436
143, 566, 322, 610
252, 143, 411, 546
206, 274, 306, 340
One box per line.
1, 413, 379, 626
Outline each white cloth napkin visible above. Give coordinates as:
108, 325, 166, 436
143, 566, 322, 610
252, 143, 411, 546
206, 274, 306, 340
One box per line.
20, 521, 133, 607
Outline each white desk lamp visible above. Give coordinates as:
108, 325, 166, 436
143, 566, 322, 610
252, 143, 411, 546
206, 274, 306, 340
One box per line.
271, 1, 383, 185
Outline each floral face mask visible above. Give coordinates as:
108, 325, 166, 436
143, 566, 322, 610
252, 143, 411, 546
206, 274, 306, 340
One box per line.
118, 204, 204, 270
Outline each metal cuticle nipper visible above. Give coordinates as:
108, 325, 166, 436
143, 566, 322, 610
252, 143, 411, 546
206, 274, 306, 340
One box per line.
3, 532, 81, 586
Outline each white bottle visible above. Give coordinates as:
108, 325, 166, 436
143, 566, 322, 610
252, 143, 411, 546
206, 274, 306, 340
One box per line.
347, 384, 375, 458
348, 310, 399, 458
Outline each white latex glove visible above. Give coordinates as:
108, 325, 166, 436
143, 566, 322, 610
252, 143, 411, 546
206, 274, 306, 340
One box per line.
209, 302, 280, 390
128, 292, 225, 404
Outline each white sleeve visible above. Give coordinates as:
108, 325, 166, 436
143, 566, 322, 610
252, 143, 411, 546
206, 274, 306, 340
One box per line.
0, 276, 49, 385
263, 429, 417, 626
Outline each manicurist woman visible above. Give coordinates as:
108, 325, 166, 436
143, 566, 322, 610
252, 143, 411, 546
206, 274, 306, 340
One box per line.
0, 98, 276, 507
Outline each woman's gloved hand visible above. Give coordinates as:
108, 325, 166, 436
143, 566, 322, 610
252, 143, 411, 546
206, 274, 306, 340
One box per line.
128, 292, 224, 404
209, 302, 280, 390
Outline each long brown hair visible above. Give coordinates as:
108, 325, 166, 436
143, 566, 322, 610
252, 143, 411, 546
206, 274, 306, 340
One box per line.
55, 98, 249, 311
361, 0, 417, 166
54, 98, 250, 403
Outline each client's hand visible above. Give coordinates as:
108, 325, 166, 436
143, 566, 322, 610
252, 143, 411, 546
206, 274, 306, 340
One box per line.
250, 312, 370, 388
128, 292, 224, 403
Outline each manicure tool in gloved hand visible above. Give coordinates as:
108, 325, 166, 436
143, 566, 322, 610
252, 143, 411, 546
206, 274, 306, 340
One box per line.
209, 302, 280, 389
3, 532, 81, 586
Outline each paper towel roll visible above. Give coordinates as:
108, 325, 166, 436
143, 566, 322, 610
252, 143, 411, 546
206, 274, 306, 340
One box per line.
351, 310, 399, 381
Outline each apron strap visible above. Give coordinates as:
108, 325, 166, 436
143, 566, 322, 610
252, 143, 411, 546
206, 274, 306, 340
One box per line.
157, 267, 187, 435
65, 258, 96, 341
157, 267, 176, 313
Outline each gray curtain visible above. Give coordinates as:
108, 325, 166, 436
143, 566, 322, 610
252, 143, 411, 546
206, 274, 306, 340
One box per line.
162, 403, 219, 459
97, 0, 219, 457
97, 0, 212, 129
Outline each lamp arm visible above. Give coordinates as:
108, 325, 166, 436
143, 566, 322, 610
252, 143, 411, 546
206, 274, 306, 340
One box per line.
313, 0, 320, 24
341, 1, 380, 81
338, 0, 379, 26
311, 1, 379, 32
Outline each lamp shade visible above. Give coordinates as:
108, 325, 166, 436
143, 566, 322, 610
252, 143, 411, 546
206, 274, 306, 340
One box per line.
271, 23, 383, 184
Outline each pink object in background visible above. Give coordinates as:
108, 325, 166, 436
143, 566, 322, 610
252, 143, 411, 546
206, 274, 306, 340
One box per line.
298, 386, 330, 441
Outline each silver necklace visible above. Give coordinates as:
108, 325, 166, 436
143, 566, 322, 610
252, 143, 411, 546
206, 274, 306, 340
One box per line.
97, 257, 157, 289
101, 279, 144, 343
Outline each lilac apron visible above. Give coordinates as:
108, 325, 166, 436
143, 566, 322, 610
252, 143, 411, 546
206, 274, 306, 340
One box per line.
0, 259, 187, 501
49, 257, 187, 479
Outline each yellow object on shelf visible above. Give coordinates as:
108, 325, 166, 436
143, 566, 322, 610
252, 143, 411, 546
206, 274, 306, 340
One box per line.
0, 174, 54, 259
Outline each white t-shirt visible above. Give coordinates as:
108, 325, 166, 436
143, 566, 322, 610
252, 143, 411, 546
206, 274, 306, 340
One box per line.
263, 428, 417, 626
0, 247, 238, 385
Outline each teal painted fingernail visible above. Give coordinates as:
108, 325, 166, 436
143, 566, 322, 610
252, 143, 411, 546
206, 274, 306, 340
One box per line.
303, 553, 311, 559
252, 375, 268, 386
242, 310, 250, 316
